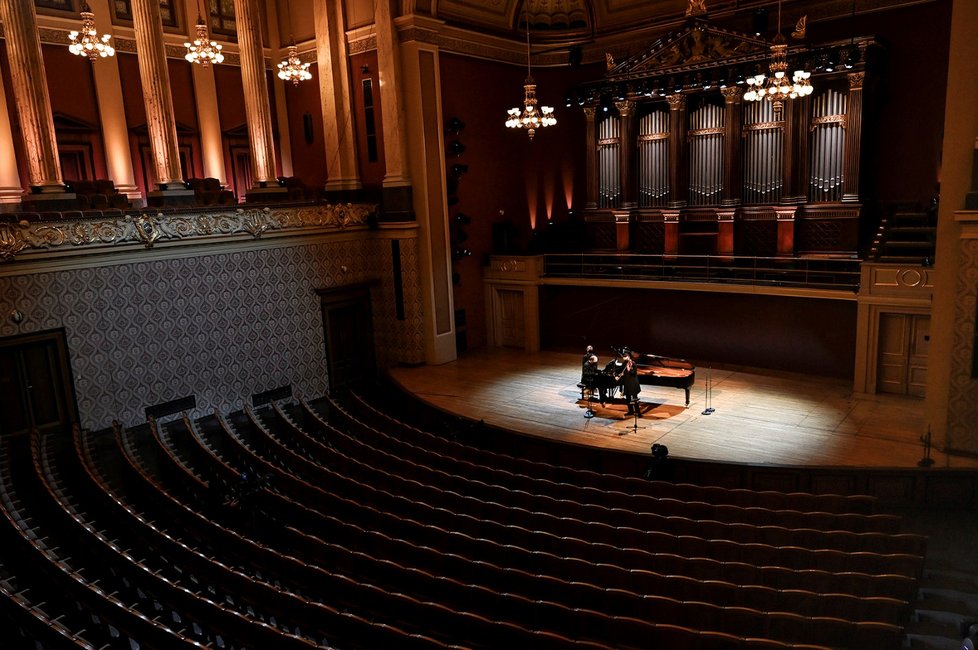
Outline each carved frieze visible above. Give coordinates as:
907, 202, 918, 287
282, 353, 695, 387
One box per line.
608, 22, 769, 78
811, 114, 847, 130
0, 203, 376, 263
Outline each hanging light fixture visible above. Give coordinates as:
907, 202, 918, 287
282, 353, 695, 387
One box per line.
504, 21, 556, 141
743, 0, 813, 113
67, 2, 115, 63
277, 2, 312, 86
277, 41, 313, 85
184, 1, 224, 67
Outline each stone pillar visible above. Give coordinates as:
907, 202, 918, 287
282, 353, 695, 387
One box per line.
375, 0, 413, 219
666, 94, 688, 208
584, 106, 597, 210
0, 57, 23, 205
396, 15, 456, 365
615, 100, 637, 209
89, 0, 139, 200
131, 0, 189, 200
842, 72, 865, 203
185, 0, 227, 187
0, 0, 65, 193
314, 0, 361, 198
263, 0, 293, 180
190, 64, 228, 186
925, 0, 978, 452
721, 86, 742, 207
233, 0, 285, 200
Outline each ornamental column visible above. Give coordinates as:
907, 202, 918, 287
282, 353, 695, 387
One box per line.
783, 94, 810, 204
721, 87, 742, 206
375, 0, 413, 220
89, 0, 139, 200
184, 0, 227, 187
0, 0, 66, 193
615, 100, 637, 209
315, 0, 361, 198
232, 0, 284, 200
396, 15, 456, 365
666, 94, 688, 208
0, 58, 23, 204
842, 71, 865, 203
131, 0, 189, 200
584, 106, 597, 210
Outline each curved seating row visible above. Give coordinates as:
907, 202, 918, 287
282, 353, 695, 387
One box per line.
0, 381, 921, 649
343, 389, 884, 516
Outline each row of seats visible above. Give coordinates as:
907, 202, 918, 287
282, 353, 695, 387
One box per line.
210, 400, 904, 644
0, 382, 923, 648
347, 388, 882, 515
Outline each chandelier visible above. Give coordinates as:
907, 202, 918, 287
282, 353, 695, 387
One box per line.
184, 14, 224, 67
67, 2, 115, 63
743, 1, 813, 113
277, 42, 312, 86
505, 25, 556, 140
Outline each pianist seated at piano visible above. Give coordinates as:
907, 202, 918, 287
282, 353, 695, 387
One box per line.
599, 349, 628, 403
578, 346, 600, 400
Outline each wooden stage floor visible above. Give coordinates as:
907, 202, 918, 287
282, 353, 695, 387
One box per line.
388, 348, 977, 469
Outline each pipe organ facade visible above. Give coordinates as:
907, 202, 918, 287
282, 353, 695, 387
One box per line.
580, 16, 878, 258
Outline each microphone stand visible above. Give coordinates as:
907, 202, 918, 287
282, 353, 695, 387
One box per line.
702, 365, 715, 415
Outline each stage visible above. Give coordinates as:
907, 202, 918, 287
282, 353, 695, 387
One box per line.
387, 348, 976, 469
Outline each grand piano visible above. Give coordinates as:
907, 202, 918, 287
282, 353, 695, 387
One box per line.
626, 349, 696, 407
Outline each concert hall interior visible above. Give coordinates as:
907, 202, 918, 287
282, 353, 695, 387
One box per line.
1, 0, 978, 648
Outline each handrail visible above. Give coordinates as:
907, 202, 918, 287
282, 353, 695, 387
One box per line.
542, 253, 862, 291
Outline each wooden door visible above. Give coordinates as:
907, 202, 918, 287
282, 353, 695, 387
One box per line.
496, 289, 525, 348
0, 331, 78, 437
907, 315, 930, 397
319, 284, 376, 392
876, 313, 929, 396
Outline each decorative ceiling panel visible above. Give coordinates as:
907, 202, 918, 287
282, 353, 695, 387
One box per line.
437, 0, 515, 32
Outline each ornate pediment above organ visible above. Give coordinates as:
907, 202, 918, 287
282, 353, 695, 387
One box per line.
606, 19, 771, 80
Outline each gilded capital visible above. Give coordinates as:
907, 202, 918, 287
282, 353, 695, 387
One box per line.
615, 100, 636, 117
721, 86, 742, 102
848, 72, 865, 91
583, 106, 597, 120
666, 94, 686, 110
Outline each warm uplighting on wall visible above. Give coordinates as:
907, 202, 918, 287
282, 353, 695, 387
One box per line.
184, 7, 224, 67
526, 181, 538, 230
562, 162, 575, 210
544, 176, 555, 224
67, 2, 115, 63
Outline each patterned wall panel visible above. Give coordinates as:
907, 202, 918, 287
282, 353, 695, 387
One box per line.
0, 235, 426, 430
947, 239, 978, 452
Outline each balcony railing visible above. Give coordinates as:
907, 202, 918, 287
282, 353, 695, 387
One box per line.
542, 253, 862, 291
